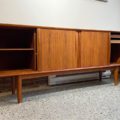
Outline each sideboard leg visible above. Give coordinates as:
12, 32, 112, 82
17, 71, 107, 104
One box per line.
99, 71, 102, 81
11, 77, 16, 95
16, 76, 22, 103
114, 67, 119, 85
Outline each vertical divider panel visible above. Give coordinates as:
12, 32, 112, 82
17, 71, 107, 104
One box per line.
33, 29, 37, 70
36, 28, 41, 71
107, 32, 111, 64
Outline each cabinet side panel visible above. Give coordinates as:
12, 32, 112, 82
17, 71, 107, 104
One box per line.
37, 29, 79, 71
80, 31, 110, 67
37, 28, 41, 71
32, 30, 37, 70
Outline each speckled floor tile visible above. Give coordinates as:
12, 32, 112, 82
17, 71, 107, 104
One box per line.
0, 79, 120, 120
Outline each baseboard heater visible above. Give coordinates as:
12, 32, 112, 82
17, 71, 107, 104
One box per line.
48, 71, 111, 85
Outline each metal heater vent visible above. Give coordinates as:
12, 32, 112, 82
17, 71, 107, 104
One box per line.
96, 0, 108, 2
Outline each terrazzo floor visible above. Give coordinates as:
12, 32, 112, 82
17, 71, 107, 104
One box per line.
0, 78, 120, 120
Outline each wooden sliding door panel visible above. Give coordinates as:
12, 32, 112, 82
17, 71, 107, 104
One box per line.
80, 31, 110, 67
37, 29, 79, 71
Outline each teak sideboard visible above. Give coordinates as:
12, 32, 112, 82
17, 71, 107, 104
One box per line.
0, 24, 120, 103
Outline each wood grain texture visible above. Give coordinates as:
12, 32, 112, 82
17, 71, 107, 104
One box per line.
80, 31, 110, 67
37, 29, 79, 71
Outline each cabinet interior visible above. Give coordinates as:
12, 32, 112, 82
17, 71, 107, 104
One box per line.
111, 32, 120, 63
0, 27, 36, 71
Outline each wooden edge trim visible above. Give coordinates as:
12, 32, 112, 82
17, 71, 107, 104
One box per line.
0, 64, 119, 78
21, 64, 120, 80
0, 23, 113, 32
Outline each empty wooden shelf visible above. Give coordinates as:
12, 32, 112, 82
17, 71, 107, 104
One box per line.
111, 40, 120, 44
111, 35, 120, 39
0, 48, 34, 51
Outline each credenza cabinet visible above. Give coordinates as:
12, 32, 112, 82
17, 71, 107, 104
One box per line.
0, 26, 118, 78
0, 24, 119, 103
37, 28, 110, 71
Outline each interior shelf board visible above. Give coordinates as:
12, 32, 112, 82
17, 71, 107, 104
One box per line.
111, 35, 120, 39
111, 40, 120, 44
0, 48, 34, 51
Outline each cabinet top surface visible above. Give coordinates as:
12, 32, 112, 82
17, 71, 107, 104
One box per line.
0, 23, 119, 32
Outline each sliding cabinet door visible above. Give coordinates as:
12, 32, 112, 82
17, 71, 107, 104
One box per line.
80, 31, 110, 67
37, 28, 79, 71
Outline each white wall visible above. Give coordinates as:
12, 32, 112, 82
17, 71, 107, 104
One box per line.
0, 0, 120, 31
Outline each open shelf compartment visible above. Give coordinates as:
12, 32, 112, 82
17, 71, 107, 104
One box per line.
0, 27, 37, 71
0, 28, 35, 48
111, 32, 120, 63
0, 51, 34, 70
111, 32, 120, 44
